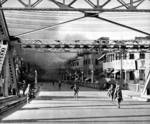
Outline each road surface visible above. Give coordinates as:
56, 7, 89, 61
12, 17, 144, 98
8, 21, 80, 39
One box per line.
0, 82, 150, 124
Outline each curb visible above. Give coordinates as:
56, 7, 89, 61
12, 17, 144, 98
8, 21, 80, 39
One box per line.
123, 94, 150, 102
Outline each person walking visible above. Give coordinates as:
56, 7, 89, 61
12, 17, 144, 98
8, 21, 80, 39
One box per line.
73, 84, 79, 99
58, 81, 62, 90
52, 81, 55, 86
107, 84, 115, 101
114, 84, 123, 108
25, 84, 30, 103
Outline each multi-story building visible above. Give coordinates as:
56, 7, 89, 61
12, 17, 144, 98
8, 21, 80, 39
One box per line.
103, 38, 150, 92
64, 50, 103, 84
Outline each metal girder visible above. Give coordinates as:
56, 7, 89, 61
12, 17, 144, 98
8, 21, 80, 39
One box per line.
135, 0, 145, 8
84, 0, 96, 8
68, 0, 77, 7
1, 8, 150, 12
19, 43, 150, 51
0, 4, 9, 40
0, 0, 7, 5
117, 0, 130, 9
112, 0, 142, 9
1, 0, 149, 38
48, 0, 72, 9
0, 0, 149, 12
18, 0, 43, 8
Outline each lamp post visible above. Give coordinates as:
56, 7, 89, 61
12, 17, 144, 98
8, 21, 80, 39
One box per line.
35, 70, 37, 87
120, 49, 126, 87
120, 50, 123, 85
81, 71, 84, 83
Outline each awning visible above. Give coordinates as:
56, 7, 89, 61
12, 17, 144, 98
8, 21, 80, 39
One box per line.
97, 54, 106, 61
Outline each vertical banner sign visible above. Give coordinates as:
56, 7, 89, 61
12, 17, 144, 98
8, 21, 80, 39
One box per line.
0, 9, 9, 40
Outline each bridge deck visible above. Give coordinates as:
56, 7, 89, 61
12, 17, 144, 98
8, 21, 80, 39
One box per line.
1, 83, 150, 124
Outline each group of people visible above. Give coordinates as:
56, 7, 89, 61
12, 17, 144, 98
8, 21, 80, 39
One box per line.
51, 80, 123, 107
107, 83, 123, 108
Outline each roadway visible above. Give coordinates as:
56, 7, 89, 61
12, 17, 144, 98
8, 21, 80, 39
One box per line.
0, 82, 150, 124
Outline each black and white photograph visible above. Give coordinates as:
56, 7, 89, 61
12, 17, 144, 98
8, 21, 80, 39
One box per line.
0, 0, 150, 123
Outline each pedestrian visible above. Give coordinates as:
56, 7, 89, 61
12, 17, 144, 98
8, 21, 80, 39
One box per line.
114, 84, 123, 108
25, 84, 30, 103
58, 81, 62, 90
52, 81, 55, 86
73, 84, 79, 99
107, 84, 115, 101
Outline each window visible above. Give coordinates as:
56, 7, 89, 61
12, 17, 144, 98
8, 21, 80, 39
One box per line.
116, 53, 120, 60
123, 53, 127, 59
95, 59, 98, 65
112, 54, 114, 61
129, 53, 134, 59
139, 70, 145, 80
129, 71, 134, 80
140, 53, 145, 59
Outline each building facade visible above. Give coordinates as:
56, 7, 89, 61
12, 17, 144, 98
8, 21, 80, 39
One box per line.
103, 45, 150, 92
63, 51, 103, 84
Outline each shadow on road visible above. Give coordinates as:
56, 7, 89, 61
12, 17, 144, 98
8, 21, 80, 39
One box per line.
1, 114, 150, 123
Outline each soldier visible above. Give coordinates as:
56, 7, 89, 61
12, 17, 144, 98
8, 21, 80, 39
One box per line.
58, 81, 62, 90
114, 84, 123, 108
107, 84, 115, 101
73, 84, 79, 99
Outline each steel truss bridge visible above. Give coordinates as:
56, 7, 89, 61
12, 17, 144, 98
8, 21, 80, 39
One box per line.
1, 0, 150, 37
19, 41, 150, 51
0, 0, 150, 97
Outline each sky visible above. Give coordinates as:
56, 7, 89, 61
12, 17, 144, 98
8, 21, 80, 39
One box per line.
2, 0, 150, 41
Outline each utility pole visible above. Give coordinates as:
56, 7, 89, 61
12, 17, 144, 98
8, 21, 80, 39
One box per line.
120, 48, 125, 87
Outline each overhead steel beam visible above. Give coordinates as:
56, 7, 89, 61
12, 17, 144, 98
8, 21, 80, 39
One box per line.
84, 0, 96, 8
31, 0, 43, 8
18, 43, 150, 51
68, 0, 77, 6
1, 7, 150, 12
18, 0, 43, 8
0, 4, 9, 41
112, 0, 142, 9
48, 0, 72, 9
100, 0, 111, 8
0, 0, 7, 5
117, 0, 129, 9
135, 0, 145, 8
